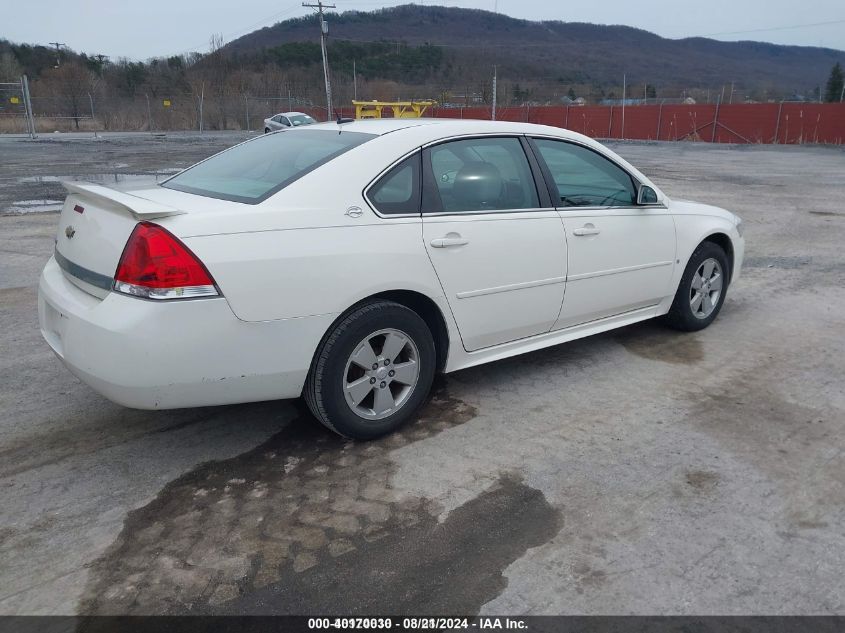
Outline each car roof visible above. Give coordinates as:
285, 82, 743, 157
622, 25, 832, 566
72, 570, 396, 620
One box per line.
304, 117, 591, 144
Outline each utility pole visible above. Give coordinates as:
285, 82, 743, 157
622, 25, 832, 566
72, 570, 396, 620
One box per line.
729, 81, 735, 104
48, 42, 65, 67
491, 65, 497, 121
353, 59, 357, 101
303, 1, 336, 119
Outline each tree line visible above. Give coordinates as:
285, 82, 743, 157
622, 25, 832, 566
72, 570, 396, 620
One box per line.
0, 36, 842, 133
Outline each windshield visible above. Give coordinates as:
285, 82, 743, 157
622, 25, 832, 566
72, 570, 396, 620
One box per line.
289, 114, 316, 126
162, 129, 375, 204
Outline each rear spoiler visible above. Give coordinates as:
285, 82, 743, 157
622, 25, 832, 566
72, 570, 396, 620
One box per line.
61, 181, 186, 220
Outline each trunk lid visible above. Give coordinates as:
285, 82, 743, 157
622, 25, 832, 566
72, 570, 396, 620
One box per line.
55, 182, 185, 297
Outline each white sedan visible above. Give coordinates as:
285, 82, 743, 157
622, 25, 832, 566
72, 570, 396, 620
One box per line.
263, 111, 317, 133
38, 119, 744, 439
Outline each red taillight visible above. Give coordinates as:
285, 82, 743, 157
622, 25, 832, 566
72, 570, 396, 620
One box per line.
114, 222, 218, 299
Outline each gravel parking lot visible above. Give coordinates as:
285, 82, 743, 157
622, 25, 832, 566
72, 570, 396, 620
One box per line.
1, 133, 843, 616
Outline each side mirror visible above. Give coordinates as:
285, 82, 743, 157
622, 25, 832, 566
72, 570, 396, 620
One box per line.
637, 184, 659, 205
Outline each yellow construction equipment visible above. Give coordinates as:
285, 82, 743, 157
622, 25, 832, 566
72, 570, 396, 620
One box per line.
352, 100, 437, 120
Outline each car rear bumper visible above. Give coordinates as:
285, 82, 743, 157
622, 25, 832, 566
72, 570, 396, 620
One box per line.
38, 256, 333, 409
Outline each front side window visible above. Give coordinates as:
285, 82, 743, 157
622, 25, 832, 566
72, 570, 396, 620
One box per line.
428, 137, 539, 213
532, 139, 636, 208
162, 130, 374, 204
368, 153, 421, 215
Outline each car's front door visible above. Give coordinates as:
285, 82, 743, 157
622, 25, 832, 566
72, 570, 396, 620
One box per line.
421, 136, 567, 351
530, 137, 676, 329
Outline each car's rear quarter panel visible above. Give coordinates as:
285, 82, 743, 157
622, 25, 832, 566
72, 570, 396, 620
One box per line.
185, 220, 444, 322
169, 139, 448, 323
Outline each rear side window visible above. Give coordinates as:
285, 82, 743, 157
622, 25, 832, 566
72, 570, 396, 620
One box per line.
427, 137, 539, 213
162, 130, 375, 204
367, 153, 421, 215
532, 138, 636, 207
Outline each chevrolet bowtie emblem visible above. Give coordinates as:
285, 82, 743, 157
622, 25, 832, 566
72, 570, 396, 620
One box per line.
65, 226, 76, 239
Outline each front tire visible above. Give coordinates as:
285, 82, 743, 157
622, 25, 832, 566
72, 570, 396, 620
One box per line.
264, 127, 271, 134
663, 241, 730, 332
304, 300, 436, 440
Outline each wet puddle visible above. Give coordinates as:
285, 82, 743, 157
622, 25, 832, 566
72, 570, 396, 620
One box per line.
79, 385, 561, 615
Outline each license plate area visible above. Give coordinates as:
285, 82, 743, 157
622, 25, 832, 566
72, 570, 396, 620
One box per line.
42, 299, 68, 356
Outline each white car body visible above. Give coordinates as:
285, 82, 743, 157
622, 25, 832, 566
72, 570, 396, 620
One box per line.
38, 119, 744, 412
263, 111, 316, 132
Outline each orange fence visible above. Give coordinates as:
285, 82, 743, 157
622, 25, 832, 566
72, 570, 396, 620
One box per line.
334, 102, 845, 144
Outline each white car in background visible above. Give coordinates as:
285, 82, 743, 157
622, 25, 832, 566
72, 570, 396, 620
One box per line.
38, 119, 744, 439
263, 111, 317, 133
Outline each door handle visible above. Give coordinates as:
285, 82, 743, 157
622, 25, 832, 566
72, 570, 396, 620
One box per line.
430, 235, 469, 248
573, 224, 600, 236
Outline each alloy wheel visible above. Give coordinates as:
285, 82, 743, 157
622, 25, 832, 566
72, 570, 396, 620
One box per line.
690, 257, 723, 319
342, 328, 420, 420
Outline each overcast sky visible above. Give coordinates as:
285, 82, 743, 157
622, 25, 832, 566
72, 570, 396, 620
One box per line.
4, 0, 844, 60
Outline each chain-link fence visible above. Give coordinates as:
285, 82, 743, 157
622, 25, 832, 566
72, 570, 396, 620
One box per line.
9, 80, 845, 144
0, 76, 36, 137
21, 92, 332, 133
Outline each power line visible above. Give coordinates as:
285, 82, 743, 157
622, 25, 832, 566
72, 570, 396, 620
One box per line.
701, 18, 845, 38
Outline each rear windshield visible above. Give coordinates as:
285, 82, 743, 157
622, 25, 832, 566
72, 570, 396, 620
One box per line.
162, 129, 375, 204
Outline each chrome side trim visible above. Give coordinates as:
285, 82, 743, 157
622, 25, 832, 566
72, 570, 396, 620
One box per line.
423, 207, 559, 218
567, 260, 673, 282
456, 275, 567, 299
557, 205, 668, 215
54, 248, 114, 291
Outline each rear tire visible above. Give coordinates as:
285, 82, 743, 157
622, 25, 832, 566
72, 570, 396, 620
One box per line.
304, 301, 436, 440
663, 241, 730, 332
264, 127, 271, 134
